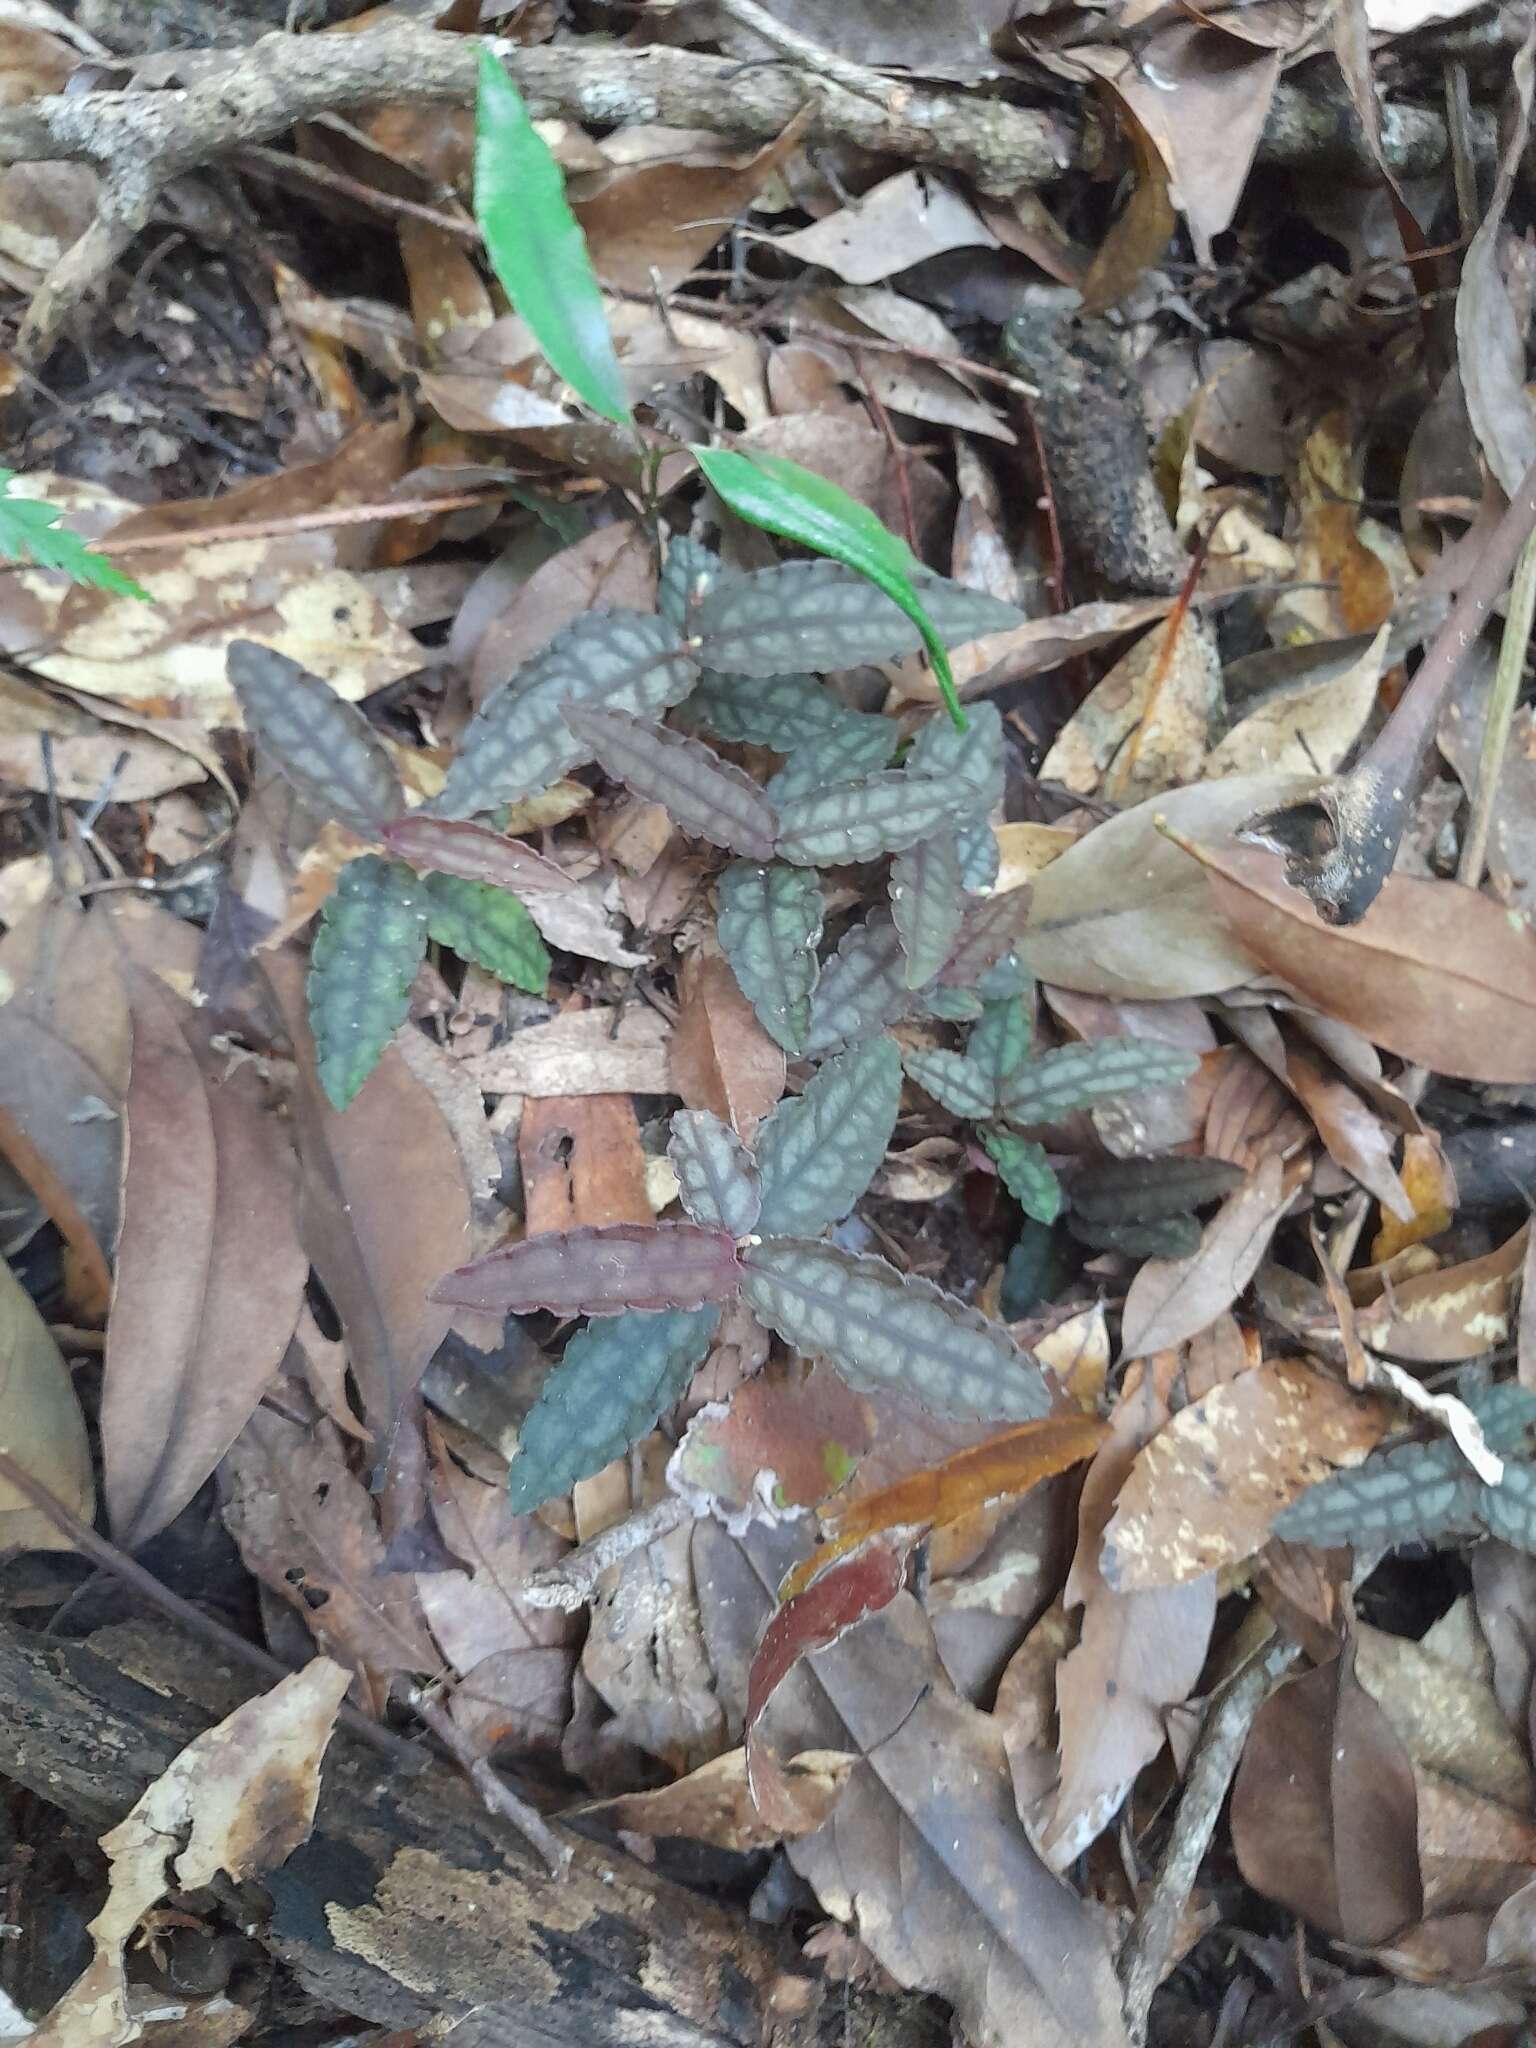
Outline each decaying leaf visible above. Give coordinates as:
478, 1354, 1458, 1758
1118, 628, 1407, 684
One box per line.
1120, 1156, 1290, 1359
0, 1257, 94, 1554
32, 1659, 350, 2048
670, 944, 786, 1139
1102, 1358, 1390, 1588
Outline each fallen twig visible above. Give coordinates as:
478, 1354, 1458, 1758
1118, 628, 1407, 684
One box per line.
0, 24, 1490, 361
1118, 1632, 1302, 2046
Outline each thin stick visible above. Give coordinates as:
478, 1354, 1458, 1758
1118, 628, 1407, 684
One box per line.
87, 488, 508, 559
403, 1684, 572, 1879
236, 141, 477, 240
1118, 1634, 1301, 2046
0, 1448, 424, 1773
1458, 523, 1536, 888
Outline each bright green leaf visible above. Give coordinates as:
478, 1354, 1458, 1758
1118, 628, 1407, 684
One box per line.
690, 444, 968, 731
474, 49, 630, 427
0, 470, 150, 601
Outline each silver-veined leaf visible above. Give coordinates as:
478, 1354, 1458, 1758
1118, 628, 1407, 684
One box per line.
717, 860, 824, 1055
306, 856, 429, 1110
229, 640, 404, 836
754, 1035, 902, 1239
563, 703, 778, 859
668, 1109, 761, 1238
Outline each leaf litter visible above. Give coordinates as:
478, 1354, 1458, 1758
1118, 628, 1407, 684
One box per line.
2, 4, 1535, 2044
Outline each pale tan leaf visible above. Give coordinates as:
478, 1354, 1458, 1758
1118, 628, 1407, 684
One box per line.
0, 1257, 93, 1553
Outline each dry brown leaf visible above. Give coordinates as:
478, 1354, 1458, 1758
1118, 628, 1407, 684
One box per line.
222, 1407, 439, 1709
101, 973, 307, 1546
1040, 608, 1219, 802
1018, 773, 1301, 998
1078, 97, 1177, 315
894, 595, 1172, 708
31, 1658, 349, 2047
263, 951, 468, 1452
1194, 843, 1536, 1084
1205, 624, 1388, 780
1121, 1155, 1291, 1359
671, 946, 786, 1142
467, 523, 656, 708
771, 169, 999, 284
419, 1442, 579, 1753
1231, 1645, 1423, 1945
519, 1090, 653, 1234
1040, 1359, 1216, 1869
1102, 1357, 1389, 1589
463, 1006, 672, 1098
582, 1746, 852, 1852
0, 1255, 94, 1553
1354, 1224, 1528, 1362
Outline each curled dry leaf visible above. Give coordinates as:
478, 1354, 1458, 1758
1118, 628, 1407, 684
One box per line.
1039, 606, 1218, 802
581, 1746, 853, 1852
31, 1659, 350, 2048
1353, 1224, 1528, 1363
1101, 1358, 1390, 1589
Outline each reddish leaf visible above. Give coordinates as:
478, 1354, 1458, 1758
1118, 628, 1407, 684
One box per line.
1197, 842, 1536, 1084
379, 814, 576, 895
779, 1414, 1107, 1603
101, 972, 307, 1546
669, 1360, 874, 1528
432, 1221, 741, 1316
746, 1537, 906, 1830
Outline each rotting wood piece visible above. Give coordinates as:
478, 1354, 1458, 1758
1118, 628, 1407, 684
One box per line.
0, 1620, 942, 2045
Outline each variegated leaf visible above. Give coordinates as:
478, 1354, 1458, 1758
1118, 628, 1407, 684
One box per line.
306, 856, 429, 1110
740, 1238, 1050, 1420
967, 996, 1033, 1100
685, 669, 853, 749
668, 1109, 762, 1238
433, 1222, 740, 1316
907, 699, 1004, 817
955, 817, 1000, 893
803, 910, 918, 1056
982, 1129, 1062, 1225
905, 1048, 995, 1121
228, 640, 404, 836
942, 887, 1034, 989
999, 1038, 1199, 1127
754, 1036, 902, 1239
776, 772, 977, 867
436, 610, 692, 817
891, 832, 966, 988
659, 534, 722, 630
717, 860, 824, 1055
563, 704, 778, 859
766, 715, 900, 804
690, 560, 1026, 676
507, 1306, 721, 1512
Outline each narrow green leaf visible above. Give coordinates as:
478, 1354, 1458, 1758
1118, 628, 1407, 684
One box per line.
982, 1129, 1062, 1225
754, 1036, 902, 1239
998, 1038, 1199, 1127
717, 860, 824, 1055
691, 445, 969, 728
890, 832, 965, 988
0, 469, 150, 600
423, 872, 550, 993
507, 1306, 720, 1512
474, 49, 630, 425
740, 1237, 1050, 1420
307, 857, 430, 1110
228, 640, 404, 836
